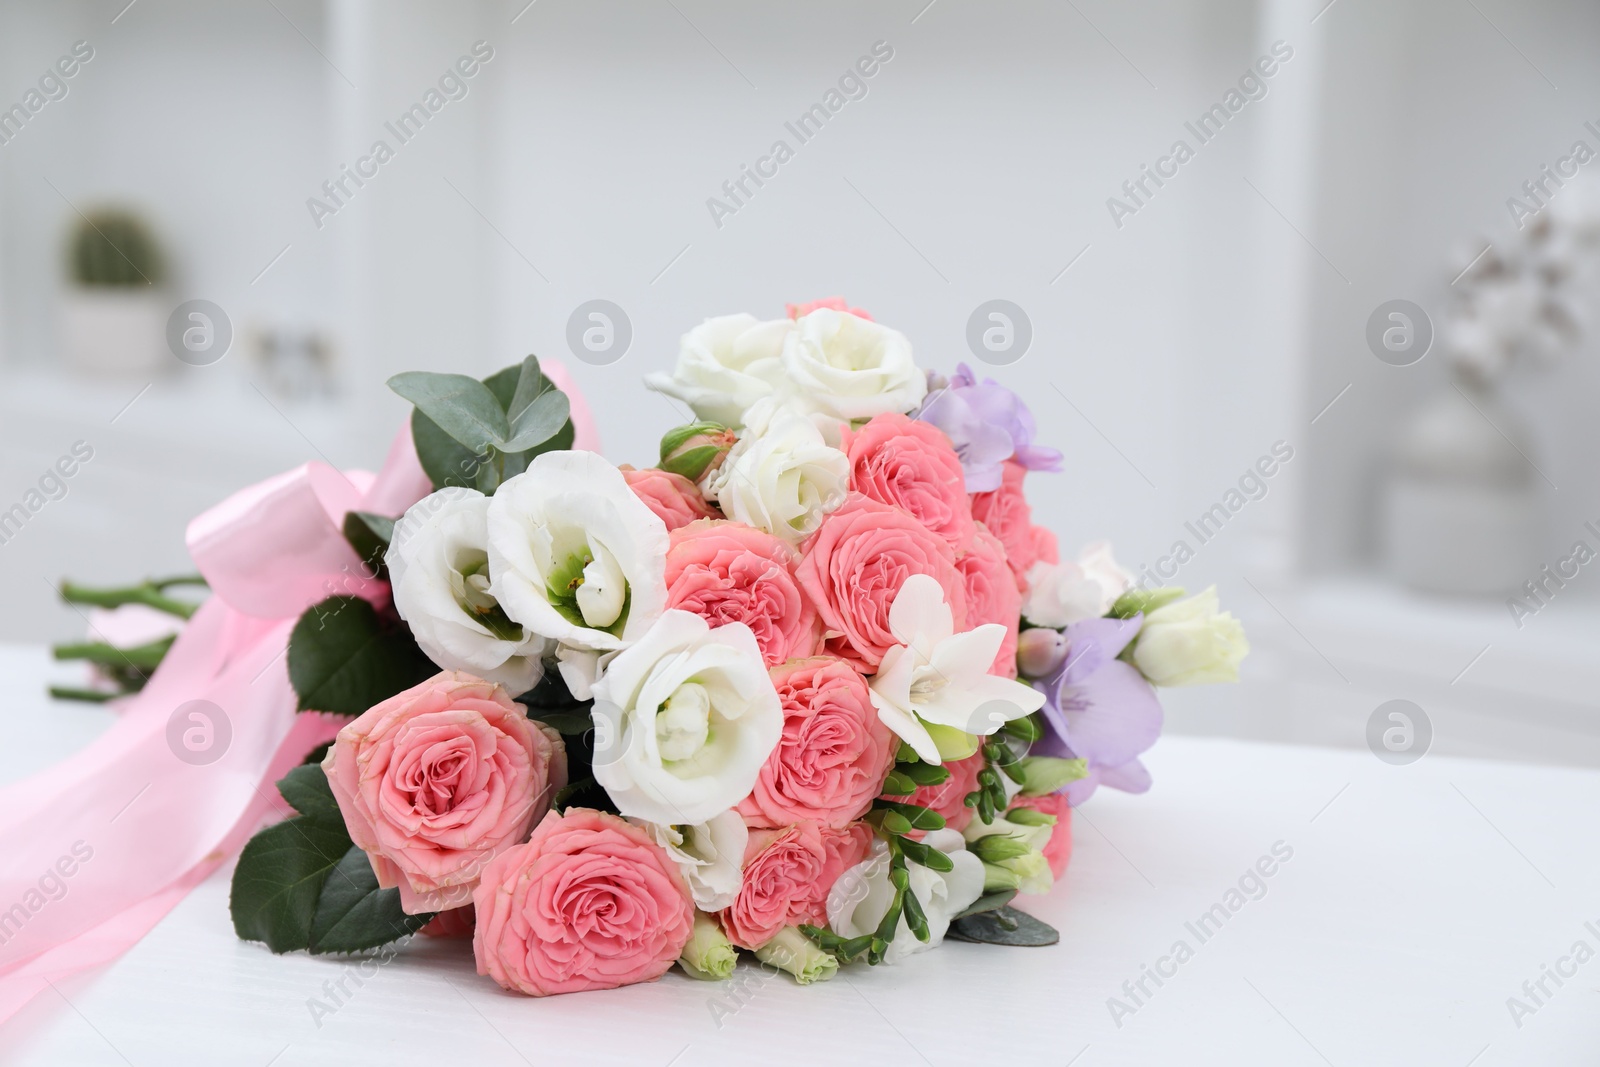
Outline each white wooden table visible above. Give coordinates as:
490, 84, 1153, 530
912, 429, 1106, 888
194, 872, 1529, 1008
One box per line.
2, 644, 1597, 1066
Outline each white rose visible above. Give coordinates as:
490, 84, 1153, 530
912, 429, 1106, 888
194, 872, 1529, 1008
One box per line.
826, 829, 984, 963
645, 313, 790, 427
633, 810, 748, 912
1022, 541, 1133, 628
1131, 586, 1248, 687
486, 451, 669, 664
705, 398, 849, 544
387, 486, 548, 692
589, 610, 782, 825
779, 308, 925, 422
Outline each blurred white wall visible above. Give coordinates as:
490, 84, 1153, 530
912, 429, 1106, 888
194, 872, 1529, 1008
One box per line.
1, 0, 1596, 765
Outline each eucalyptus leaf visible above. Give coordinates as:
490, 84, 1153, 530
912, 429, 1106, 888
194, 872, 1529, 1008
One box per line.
945, 904, 1059, 947
502, 389, 570, 452
505, 355, 544, 426
388, 372, 509, 452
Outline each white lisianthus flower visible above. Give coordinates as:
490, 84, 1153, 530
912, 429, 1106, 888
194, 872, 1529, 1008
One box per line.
645, 313, 791, 427
633, 810, 748, 912
387, 486, 548, 692
705, 398, 850, 544
826, 829, 984, 963
1022, 541, 1133, 628
589, 610, 782, 825
779, 307, 926, 422
486, 452, 670, 680
868, 574, 1047, 764
1131, 586, 1249, 687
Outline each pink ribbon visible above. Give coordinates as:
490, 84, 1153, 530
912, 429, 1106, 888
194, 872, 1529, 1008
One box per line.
0, 364, 598, 1021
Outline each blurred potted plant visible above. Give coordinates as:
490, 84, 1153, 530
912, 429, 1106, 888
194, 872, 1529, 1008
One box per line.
59, 208, 168, 374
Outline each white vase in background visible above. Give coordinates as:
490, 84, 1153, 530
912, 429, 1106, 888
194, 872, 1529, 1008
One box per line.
1382, 377, 1541, 595
58, 288, 169, 376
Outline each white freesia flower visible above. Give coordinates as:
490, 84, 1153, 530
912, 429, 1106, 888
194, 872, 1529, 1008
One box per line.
633, 810, 748, 911
1022, 541, 1133, 628
868, 574, 1047, 764
589, 610, 782, 825
645, 313, 791, 427
826, 829, 984, 963
705, 398, 849, 544
1131, 586, 1248, 687
388, 486, 548, 692
780, 307, 925, 422
486, 452, 669, 675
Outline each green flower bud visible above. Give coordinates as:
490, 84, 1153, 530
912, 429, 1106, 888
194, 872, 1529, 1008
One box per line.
678, 911, 737, 981
659, 421, 737, 483
984, 849, 1053, 895
1108, 586, 1186, 620
1005, 806, 1058, 828
755, 926, 839, 985
1017, 755, 1088, 797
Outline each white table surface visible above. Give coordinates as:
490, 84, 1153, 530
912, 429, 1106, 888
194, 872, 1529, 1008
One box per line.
2, 644, 1598, 1067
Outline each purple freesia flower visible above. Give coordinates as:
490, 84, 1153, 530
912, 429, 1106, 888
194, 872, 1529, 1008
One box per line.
1030, 615, 1163, 806
917, 364, 1064, 492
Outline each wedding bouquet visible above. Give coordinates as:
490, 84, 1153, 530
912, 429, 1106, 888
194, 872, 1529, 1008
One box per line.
58, 298, 1247, 999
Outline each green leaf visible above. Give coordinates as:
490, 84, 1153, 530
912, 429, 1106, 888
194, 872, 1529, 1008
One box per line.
411, 407, 489, 491
952, 888, 1017, 920
503, 390, 570, 453
1108, 587, 1185, 619
504, 355, 544, 427
388, 372, 509, 452
408, 362, 576, 493
945, 905, 1059, 947
229, 817, 351, 953
301, 741, 333, 766
309, 846, 434, 955
341, 511, 395, 579
288, 597, 437, 717
276, 763, 343, 825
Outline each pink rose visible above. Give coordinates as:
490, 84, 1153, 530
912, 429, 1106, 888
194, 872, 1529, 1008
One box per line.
1009, 792, 1073, 878
620, 465, 721, 531
324, 670, 567, 914
957, 524, 1023, 678
721, 821, 873, 949
472, 808, 694, 996
796, 493, 967, 671
739, 658, 896, 829
664, 520, 820, 667
969, 461, 1049, 590
893, 752, 984, 834
843, 413, 976, 552
787, 296, 871, 320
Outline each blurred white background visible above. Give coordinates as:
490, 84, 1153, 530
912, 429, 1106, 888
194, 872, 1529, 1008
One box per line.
2, 0, 1597, 765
